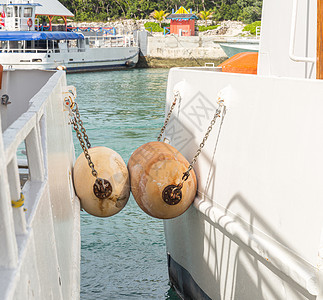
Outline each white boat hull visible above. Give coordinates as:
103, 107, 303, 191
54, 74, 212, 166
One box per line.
220, 42, 259, 57
0, 70, 80, 299
163, 68, 323, 299
0, 46, 139, 72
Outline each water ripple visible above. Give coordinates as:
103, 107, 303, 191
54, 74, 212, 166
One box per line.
67, 69, 180, 300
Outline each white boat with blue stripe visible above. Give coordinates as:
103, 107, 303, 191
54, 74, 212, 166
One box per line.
0, 0, 139, 72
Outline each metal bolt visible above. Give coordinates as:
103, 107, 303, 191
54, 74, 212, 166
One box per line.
1, 94, 10, 105
162, 185, 182, 205
93, 178, 112, 199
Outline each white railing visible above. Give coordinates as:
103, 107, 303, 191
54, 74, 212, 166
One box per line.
0, 73, 49, 268
0, 35, 136, 55
6, 0, 34, 3
0, 49, 50, 54
0, 70, 80, 299
0, 48, 84, 54
289, 0, 315, 63
87, 35, 137, 48
195, 193, 322, 297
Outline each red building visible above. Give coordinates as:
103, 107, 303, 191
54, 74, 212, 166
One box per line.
166, 6, 198, 37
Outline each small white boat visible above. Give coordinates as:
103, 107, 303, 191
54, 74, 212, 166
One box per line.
219, 41, 259, 57
162, 0, 323, 299
0, 0, 139, 72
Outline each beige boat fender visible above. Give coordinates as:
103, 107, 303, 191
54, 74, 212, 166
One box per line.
73, 146, 130, 217
128, 141, 197, 219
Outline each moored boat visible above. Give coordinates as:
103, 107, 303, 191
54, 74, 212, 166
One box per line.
219, 41, 259, 57
0, 0, 139, 72
161, 0, 323, 299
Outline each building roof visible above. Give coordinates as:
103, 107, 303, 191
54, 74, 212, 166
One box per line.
0, 31, 83, 41
34, 0, 74, 17
166, 13, 198, 20
0, 0, 74, 17
166, 6, 198, 20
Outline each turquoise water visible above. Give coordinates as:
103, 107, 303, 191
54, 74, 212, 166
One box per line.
67, 69, 180, 300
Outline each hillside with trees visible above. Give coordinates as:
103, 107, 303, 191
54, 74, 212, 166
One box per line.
59, 0, 262, 24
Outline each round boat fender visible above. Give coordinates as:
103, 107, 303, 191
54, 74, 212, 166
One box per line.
73, 146, 130, 217
128, 141, 197, 219
27, 18, 33, 28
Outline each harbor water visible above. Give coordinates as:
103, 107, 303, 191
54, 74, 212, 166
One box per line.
67, 69, 180, 300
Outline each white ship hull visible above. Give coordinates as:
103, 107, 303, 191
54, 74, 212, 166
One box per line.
0, 69, 80, 299
0, 0, 140, 73
0, 46, 139, 72
162, 0, 323, 298
163, 69, 323, 299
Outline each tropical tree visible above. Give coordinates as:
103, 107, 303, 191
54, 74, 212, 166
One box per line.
59, 0, 263, 23
198, 10, 214, 26
150, 10, 169, 26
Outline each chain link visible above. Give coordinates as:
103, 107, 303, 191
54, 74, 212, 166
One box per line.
74, 103, 92, 149
157, 91, 181, 141
154, 91, 226, 201
158, 92, 226, 200
70, 115, 98, 178
69, 102, 98, 178
65, 90, 114, 199
174, 98, 226, 193
68, 101, 114, 199
188, 107, 222, 169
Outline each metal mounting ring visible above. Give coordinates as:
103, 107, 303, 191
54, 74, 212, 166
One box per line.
162, 185, 182, 205
93, 178, 112, 199
1, 94, 10, 105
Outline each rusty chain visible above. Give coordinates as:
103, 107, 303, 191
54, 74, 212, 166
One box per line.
70, 113, 98, 178
67, 100, 113, 199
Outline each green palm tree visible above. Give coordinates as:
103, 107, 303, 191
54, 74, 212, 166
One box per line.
150, 10, 169, 26
198, 10, 214, 26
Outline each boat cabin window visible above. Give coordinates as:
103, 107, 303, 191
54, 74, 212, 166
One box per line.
9, 41, 19, 49
24, 7, 32, 18
53, 40, 59, 51
14, 6, 20, 18
35, 40, 48, 50
0, 41, 8, 51
6, 7, 13, 17
77, 39, 85, 49
68, 40, 77, 48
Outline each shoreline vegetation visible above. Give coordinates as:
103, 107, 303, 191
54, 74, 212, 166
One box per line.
65, 19, 260, 37
62, 20, 260, 68
57, 0, 262, 25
